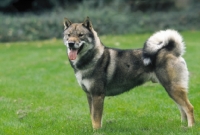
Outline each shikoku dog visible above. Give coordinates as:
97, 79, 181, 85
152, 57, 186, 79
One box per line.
63, 17, 194, 129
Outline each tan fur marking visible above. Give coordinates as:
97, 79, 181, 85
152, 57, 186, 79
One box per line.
169, 85, 194, 127
90, 95, 105, 129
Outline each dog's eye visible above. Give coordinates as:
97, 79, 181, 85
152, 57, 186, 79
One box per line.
68, 34, 71, 37
78, 34, 83, 37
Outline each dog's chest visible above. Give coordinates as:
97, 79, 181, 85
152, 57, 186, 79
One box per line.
75, 71, 93, 92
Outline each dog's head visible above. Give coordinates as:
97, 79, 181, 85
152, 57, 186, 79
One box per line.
63, 17, 95, 61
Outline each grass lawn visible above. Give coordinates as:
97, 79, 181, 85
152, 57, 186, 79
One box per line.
0, 31, 200, 135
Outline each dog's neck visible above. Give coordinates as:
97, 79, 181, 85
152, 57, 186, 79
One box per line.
92, 28, 104, 55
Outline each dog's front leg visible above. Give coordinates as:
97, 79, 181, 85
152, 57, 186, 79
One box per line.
88, 94, 105, 129
87, 94, 92, 114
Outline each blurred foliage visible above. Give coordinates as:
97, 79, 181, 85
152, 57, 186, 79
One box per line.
0, 0, 175, 12
0, 0, 200, 42
0, 0, 13, 8
0, 0, 80, 12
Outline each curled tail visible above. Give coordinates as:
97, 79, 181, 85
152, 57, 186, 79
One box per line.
143, 29, 185, 66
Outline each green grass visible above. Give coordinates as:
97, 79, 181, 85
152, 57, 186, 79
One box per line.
0, 31, 200, 135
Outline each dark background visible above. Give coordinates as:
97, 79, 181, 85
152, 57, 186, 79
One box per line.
0, 0, 200, 42
0, 0, 176, 13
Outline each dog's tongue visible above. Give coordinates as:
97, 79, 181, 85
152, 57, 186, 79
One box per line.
68, 50, 78, 60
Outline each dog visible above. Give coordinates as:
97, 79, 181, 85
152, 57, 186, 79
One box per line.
63, 17, 194, 129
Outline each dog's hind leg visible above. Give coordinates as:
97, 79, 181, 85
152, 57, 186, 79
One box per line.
87, 94, 105, 129
159, 85, 194, 127
156, 56, 194, 127
165, 85, 194, 127
157, 75, 194, 127
177, 104, 187, 122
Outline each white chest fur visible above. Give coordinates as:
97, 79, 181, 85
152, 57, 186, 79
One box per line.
75, 71, 93, 92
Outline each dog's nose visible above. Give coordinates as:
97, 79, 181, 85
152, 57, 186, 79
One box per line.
68, 42, 75, 48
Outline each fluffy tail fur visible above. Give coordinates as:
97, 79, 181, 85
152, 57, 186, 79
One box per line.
142, 29, 185, 66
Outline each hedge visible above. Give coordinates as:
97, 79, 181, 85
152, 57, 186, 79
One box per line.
0, 0, 200, 42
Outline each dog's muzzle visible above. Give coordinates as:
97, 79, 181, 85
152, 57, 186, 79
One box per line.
67, 41, 85, 60
68, 42, 76, 50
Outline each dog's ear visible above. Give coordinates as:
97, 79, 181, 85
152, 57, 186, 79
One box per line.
82, 17, 93, 30
63, 18, 72, 30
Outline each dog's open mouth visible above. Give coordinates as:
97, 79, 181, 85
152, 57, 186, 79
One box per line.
68, 49, 78, 60
68, 44, 84, 60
